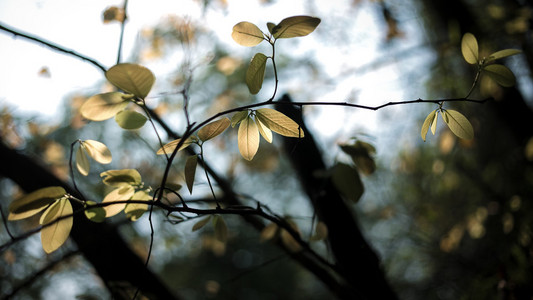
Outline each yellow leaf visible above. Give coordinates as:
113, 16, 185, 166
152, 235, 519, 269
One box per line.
156, 138, 193, 155
125, 190, 152, 221
100, 169, 142, 187
76, 144, 90, 176
256, 118, 273, 143
80, 92, 129, 121
84, 200, 106, 223
82, 140, 112, 164
420, 109, 437, 142
272, 16, 321, 39
442, 110, 474, 140
231, 21, 265, 47
192, 216, 212, 232
8, 187, 66, 221
185, 155, 198, 194
246, 53, 268, 94
255, 108, 304, 138
461, 33, 479, 65
40, 198, 73, 253
102, 185, 135, 217
280, 219, 301, 252
231, 111, 248, 128
106, 63, 155, 99
198, 118, 230, 142
260, 222, 278, 242
238, 116, 259, 161
431, 110, 439, 135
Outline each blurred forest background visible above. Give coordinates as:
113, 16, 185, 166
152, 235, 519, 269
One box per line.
1, 0, 532, 299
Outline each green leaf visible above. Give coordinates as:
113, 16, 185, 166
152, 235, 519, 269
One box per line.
192, 216, 212, 232
267, 22, 276, 35
246, 53, 268, 94
487, 49, 521, 62
255, 108, 304, 138
420, 109, 437, 142
105, 63, 155, 99
84, 201, 106, 223
125, 190, 152, 221
80, 92, 129, 121
198, 117, 230, 142
331, 163, 364, 203
461, 33, 479, 64
102, 185, 135, 217
231, 111, 249, 128
100, 169, 142, 187
231, 21, 265, 47
256, 117, 273, 143
272, 16, 321, 39
8, 187, 66, 221
115, 110, 147, 130
40, 198, 73, 253
238, 116, 260, 161
442, 109, 474, 140
185, 155, 198, 194
484, 64, 516, 87
213, 215, 228, 242
76, 144, 90, 176
156, 138, 194, 155
82, 140, 112, 164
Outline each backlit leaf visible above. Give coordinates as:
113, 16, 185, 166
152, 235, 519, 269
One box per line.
421, 109, 437, 142
442, 110, 474, 140
461, 33, 479, 64
280, 219, 301, 252
125, 190, 152, 221
40, 198, 73, 253
487, 49, 521, 62
198, 118, 230, 142
231, 111, 249, 128
431, 110, 439, 135
272, 16, 321, 39
102, 185, 135, 217
192, 216, 212, 232
231, 22, 265, 47
213, 215, 228, 242
8, 187, 66, 221
185, 155, 198, 194
246, 53, 268, 94
255, 108, 304, 138
106, 63, 155, 99
82, 140, 112, 164
310, 221, 328, 241
115, 110, 147, 130
260, 222, 278, 242
76, 144, 90, 176
332, 163, 364, 203
339, 141, 376, 175
256, 118, 273, 143
238, 116, 259, 161
84, 200, 106, 223
80, 92, 129, 121
156, 138, 194, 155
267, 22, 276, 35
101, 169, 142, 187
484, 64, 516, 87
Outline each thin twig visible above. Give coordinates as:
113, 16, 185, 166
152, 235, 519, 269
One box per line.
116, 0, 129, 64
0, 205, 14, 239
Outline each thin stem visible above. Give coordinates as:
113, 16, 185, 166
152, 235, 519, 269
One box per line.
0, 205, 14, 239
116, 0, 129, 64
139, 101, 169, 161
268, 41, 279, 102
200, 145, 220, 208
465, 65, 483, 99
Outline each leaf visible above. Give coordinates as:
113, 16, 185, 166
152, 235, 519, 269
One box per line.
185, 155, 198, 194
331, 163, 364, 203
431, 110, 439, 135
231, 111, 249, 128
238, 116, 260, 161
231, 21, 265, 47
82, 140, 112, 164
487, 49, 521, 62
246, 53, 268, 94
125, 190, 152, 221
156, 138, 193, 155
40, 198, 73, 254
266, 22, 276, 35
255, 108, 304, 138
76, 144, 90, 176
310, 222, 328, 241
115, 110, 147, 130
256, 118, 273, 143
192, 216, 212, 232
198, 117, 230, 142
442, 109, 474, 140
80, 92, 129, 121
461, 33, 479, 64
260, 222, 278, 242
213, 215, 228, 242
84, 201, 106, 223
105, 63, 155, 99
101, 169, 142, 187
102, 185, 135, 217
420, 109, 437, 142
280, 219, 301, 252
339, 141, 376, 175
8, 187, 66, 221
272, 16, 321, 39
484, 64, 516, 87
